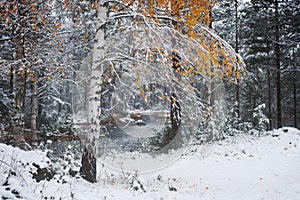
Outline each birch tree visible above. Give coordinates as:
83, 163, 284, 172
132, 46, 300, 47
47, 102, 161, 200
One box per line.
75, 0, 246, 180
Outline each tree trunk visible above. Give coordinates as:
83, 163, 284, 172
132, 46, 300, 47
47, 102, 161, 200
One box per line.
13, 0, 31, 142
10, 66, 14, 98
274, 0, 282, 128
80, 146, 97, 183
15, 36, 24, 111
14, 19, 25, 141
31, 72, 38, 142
9, 66, 14, 134
80, 0, 107, 182
293, 63, 297, 128
170, 93, 181, 137
23, 67, 27, 111
235, 0, 240, 119
267, 69, 272, 130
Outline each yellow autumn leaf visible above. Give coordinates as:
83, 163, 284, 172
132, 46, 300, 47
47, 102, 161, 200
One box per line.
43, 19, 47, 26
189, 85, 194, 91
237, 70, 241, 79
139, 87, 144, 95
56, 22, 62, 29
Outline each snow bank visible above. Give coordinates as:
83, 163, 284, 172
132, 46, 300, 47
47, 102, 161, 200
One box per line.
0, 127, 299, 199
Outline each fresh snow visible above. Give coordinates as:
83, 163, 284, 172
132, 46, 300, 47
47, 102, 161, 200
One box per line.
0, 127, 300, 200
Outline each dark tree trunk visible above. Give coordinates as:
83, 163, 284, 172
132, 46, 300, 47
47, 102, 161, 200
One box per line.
80, 146, 97, 183
13, 0, 30, 141
66, 79, 71, 113
9, 66, 14, 134
22, 66, 27, 118
170, 93, 181, 137
31, 72, 38, 142
267, 69, 272, 130
15, 35, 25, 112
275, 0, 282, 128
235, 0, 240, 119
293, 63, 297, 128
37, 101, 42, 130
14, 23, 25, 141
170, 52, 182, 138
10, 66, 14, 98
58, 86, 62, 112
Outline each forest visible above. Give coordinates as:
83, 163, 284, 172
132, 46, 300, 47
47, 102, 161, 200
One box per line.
0, 0, 299, 199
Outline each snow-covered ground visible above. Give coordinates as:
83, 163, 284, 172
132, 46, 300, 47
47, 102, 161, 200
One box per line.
1, 127, 299, 200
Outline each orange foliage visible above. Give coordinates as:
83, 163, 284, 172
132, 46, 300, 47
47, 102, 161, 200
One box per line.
128, 0, 214, 32
74, 0, 244, 90
117, 0, 244, 83
56, 22, 62, 29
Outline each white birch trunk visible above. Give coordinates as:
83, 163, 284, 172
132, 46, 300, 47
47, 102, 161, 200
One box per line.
88, 1, 107, 131
80, 1, 107, 182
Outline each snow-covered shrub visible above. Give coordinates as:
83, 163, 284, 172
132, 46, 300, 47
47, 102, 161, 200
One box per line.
40, 111, 76, 136
224, 112, 243, 136
43, 140, 82, 178
224, 107, 254, 136
196, 99, 227, 142
148, 126, 174, 151
253, 103, 269, 135
224, 103, 269, 137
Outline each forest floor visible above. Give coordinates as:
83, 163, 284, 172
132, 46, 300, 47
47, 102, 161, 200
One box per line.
0, 127, 299, 200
